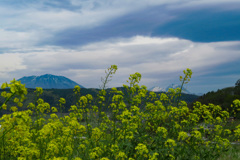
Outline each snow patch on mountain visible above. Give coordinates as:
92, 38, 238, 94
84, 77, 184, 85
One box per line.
149, 84, 191, 94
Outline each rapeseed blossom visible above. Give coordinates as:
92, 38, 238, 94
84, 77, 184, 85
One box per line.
178, 131, 189, 141
156, 126, 168, 138
135, 143, 149, 158
165, 139, 177, 148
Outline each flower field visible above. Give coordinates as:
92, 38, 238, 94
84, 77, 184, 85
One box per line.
0, 65, 240, 160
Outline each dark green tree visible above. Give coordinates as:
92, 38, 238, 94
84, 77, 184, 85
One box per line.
235, 79, 240, 87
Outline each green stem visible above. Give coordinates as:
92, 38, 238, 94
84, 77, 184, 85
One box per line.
0, 92, 16, 111
102, 68, 114, 90
113, 112, 116, 144
176, 76, 186, 108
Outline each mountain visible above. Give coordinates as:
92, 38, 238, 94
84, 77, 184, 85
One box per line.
150, 86, 166, 92
17, 74, 84, 89
149, 84, 191, 94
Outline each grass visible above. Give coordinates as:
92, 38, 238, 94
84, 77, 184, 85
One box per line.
218, 144, 240, 160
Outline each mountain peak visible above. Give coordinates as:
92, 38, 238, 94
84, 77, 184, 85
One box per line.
149, 83, 191, 94
41, 74, 54, 76
17, 74, 84, 89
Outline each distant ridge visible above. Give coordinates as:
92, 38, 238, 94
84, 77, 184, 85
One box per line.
149, 84, 193, 94
149, 84, 203, 96
17, 74, 84, 89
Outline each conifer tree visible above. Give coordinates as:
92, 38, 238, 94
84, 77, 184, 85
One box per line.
235, 79, 240, 87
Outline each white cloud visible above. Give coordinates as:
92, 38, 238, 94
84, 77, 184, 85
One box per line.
0, 29, 44, 49
0, 53, 27, 83
0, 53, 26, 72
1, 36, 240, 92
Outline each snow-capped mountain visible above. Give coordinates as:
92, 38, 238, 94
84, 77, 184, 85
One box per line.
149, 84, 191, 94
17, 74, 84, 89
150, 86, 167, 92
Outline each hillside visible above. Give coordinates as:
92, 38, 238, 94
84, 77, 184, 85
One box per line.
0, 87, 199, 116
0, 88, 98, 116
190, 86, 240, 117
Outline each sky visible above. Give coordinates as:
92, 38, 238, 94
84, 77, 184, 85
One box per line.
0, 0, 240, 94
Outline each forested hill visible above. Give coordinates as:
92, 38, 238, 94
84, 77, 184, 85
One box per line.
0, 87, 199, 116
0, 88, 98, 116
190, 86, 240, 117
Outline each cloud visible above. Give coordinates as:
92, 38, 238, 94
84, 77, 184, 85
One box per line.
2, 0, 174, 32
2, 0, 240, 32
0, 29, 44, 50
1, 0, 239, 49
0, 53, 27, 82
1, 36, 240, 93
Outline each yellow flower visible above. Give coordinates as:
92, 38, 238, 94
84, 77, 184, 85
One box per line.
14, 97, 19, 103
90, 147, 103, 159
79, 96, 88, 105
224, 129, 231, 136
17, 102, 23, 107
191, 130, 202, 140
51, 107, 58, 112
168, 154, 175, 160
52, 157, 68, 160
2, 104, 7, 110
135, 143, 149, 156
165, 139, 177, 148
74, 85, 81, 94
156, 127, 168, 138
86, 94, 93, 101
69, 105, 77, 111
50, 113, 58, 119
35, 87, 43, 94
37, 98, 44, 104
215, 117, 222, 123
1, 82, 7, 89
178, 131, 189, 141
64, 145, 73, 156
59, 98, 66, 104
11, 106, 18, 112
91, 127, 102, 141
110, 144, 119, 153
1, 91, 7, 97
46, 141, 60, 156
116, 151, 127, 159
78, 144, 86, 151
214, 125, 223, 135
149, 152, 159, 160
